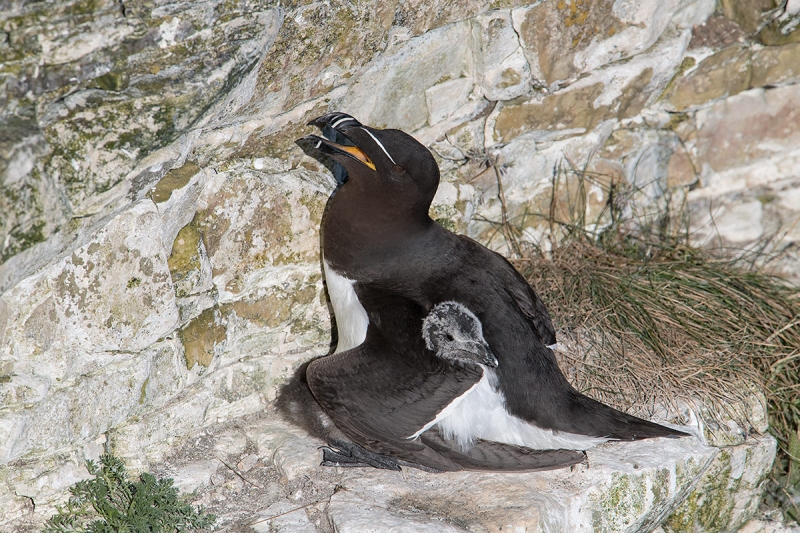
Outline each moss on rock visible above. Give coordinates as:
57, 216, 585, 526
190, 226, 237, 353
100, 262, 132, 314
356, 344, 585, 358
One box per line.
1, 0, 279, 260
179, 307, 226, 369
149, 162, 200, 204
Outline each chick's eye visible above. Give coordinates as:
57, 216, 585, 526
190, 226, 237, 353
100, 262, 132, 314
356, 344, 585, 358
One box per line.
392, 164, 404, 173
445, 333, 454, 342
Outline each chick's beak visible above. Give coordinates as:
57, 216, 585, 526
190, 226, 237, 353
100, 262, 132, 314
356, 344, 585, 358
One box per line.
452, 341, 498, 368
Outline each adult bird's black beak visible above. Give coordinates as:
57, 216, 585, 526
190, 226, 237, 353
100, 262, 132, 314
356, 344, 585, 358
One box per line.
298, 113, 376, 172
298, 134, 377, 171
308, 112, 363, 131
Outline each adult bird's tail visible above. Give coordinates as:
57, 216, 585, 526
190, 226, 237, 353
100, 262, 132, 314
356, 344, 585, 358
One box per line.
566, 391, 689, 441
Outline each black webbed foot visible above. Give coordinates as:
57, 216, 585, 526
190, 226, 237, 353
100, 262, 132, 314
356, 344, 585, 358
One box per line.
320, 441, 402, 471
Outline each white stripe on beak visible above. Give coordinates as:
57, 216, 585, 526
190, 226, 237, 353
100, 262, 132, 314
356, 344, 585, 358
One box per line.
331, 116, 358, 129
361, 128, 397, 165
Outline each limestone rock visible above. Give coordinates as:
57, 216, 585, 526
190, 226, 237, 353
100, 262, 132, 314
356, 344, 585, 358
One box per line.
721, 0, 777, 34
338, 21, 473, 131
0, 201, 178, 464
513, 0, 713, 88
490, 28, 688, 144
393, 0, 531, 37
669, 84, 800, 280
665, 40, 800, 111
255, 409, 775, 533
0, 0, 282, 278
150, 161, 206, 251
759, 13, 800, 46
246, 2, 394, 122
426, 78, 475, 126
694, 85, 800, 175
752, 42, 800, 87
169, 459, 221, 494
251, 502, 318, 533
472, 10, 534, 101
719, 0, 800, 45
1, 201, 178, 360
107, 395, 779, 532
709, 200, 766, 243
738, 518, 800, 533
689, 15, 748, 49
192, 169, 331, 298
3, 0, 800, 529
664, 438, 777, 533
666, 45, 752, 111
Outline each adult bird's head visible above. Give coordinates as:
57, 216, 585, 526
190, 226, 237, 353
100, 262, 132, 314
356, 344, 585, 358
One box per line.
299, 113, 440, 218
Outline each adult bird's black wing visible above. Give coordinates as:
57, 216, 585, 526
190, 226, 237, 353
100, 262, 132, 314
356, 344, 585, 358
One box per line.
421, 429, 586, 472
454, 234, 556, 346
306, 340, 587, 472
438, 231, 688, 441
306, 342, 482, 444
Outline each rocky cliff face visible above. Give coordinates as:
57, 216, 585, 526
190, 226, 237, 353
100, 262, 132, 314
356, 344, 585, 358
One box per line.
2, 0, 799, 531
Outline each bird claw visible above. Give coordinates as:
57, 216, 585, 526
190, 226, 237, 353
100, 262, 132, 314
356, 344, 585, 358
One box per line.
320, 442, 402, 471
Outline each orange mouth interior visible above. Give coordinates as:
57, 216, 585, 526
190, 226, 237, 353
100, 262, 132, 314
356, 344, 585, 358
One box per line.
331, 142, 376, 170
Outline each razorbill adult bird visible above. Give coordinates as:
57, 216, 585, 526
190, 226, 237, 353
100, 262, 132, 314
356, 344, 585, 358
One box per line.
306, 298, 586, 472
299, 112, 688, 453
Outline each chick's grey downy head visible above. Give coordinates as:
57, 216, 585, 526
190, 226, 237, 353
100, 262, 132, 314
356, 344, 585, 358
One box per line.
423, 301, 498, 368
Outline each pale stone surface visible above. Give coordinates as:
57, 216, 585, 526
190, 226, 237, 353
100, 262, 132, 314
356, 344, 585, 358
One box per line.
328, 497, 471, 533
666, 42, 800, 111
191, 168, 332, 299
490, 27, 690, 145
663, 436, 778, 533
338, 21, 473, 131
675, 85, 800, 278
694, 86, 800, 173
738, 518, 800, 533
720, 0, 800, 46
92, 405, 783, 532
699, 200, 765, 244
253, 408, 775, 533
251, 502, 318, 533
752, 42, 800, 87
666, 45, 752, 111
170, 459, 220, 494
512, 0, 712, 88
425, 77, 475, 125
3, 437, 105, 518
2, 0, 799, 530
0, 0, 282, 288
472, 9, 534, 101
1, 201, 178, 361
0, 202, 178, 465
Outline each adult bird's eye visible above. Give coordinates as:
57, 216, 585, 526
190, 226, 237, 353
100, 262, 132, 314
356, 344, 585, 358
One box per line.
445, 333, 454, 342
392, 164, 404, 173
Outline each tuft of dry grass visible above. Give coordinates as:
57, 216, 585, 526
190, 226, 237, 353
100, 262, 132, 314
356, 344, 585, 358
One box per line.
515, 242, 799, 433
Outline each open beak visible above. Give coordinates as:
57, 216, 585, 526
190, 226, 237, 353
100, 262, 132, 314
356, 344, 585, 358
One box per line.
300, 135, 376, 171
298, 112, 376, 171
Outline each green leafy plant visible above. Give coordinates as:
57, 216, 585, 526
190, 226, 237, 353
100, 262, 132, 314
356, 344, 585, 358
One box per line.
45, 454, 215, 533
